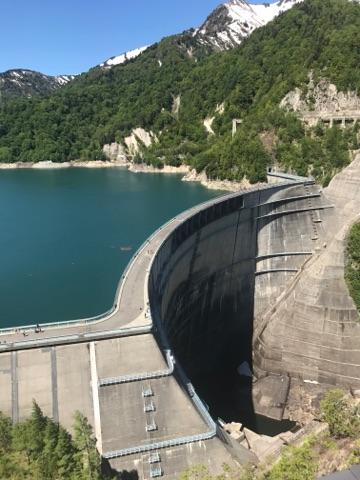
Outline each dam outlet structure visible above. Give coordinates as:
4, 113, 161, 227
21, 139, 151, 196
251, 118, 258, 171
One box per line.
0, 160, 359, 478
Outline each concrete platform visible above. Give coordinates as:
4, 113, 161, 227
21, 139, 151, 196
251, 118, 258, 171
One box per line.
95, 335, 167, 380
99, 376, 208, 454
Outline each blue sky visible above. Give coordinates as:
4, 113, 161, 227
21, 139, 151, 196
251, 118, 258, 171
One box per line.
1, 0, 274, 76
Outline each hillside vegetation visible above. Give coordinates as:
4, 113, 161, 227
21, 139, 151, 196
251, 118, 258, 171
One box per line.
179, 390, 360, 480
0, 0, 359, 184
345, 222, 360, 314
0, 402, 113, 480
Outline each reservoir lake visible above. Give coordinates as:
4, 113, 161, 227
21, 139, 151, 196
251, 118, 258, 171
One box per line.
0, 167, 222, 328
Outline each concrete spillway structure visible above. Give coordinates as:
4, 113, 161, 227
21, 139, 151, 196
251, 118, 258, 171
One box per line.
256, 158, 360, 387
0, 162, 359, 478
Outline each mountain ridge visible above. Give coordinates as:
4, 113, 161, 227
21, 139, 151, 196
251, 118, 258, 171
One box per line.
193, 0, 303, 50
0, 0, 304, 99
0, 69, 74, 100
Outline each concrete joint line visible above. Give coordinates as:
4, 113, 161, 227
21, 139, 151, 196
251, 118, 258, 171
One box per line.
90, 342, 103, 454
254, 254, 316, 340
51, 347, 59, 423
11, 351, 18, 423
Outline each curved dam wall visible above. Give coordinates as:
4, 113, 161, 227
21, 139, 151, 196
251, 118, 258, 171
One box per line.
150, 191, 254, 377
149, 180, 329, 384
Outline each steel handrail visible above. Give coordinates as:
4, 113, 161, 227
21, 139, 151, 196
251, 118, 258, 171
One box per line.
99, 350, 175, 386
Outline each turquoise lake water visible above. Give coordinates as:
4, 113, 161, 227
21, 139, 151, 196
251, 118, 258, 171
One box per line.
0, 168, 222, 328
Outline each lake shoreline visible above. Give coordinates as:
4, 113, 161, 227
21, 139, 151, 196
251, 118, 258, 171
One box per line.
0, 160, 253, 192
0, 160, 127, 170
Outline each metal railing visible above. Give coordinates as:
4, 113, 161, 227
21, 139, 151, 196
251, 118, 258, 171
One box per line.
99, 350, 175, 386
0, 325, 152, 352
104, 428, 216, 459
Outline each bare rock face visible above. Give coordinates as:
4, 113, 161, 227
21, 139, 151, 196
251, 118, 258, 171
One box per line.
104, 128, 158, 161
124, 128, 158, 156
243, 428, 285, 460
102, 143, 128, 164
281, 75, 360, 115
171, 95, 181, 117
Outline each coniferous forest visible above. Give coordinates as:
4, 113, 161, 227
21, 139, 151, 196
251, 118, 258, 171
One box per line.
0, 402, 114, 480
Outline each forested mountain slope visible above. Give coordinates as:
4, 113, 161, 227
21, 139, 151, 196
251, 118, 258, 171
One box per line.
0, 0, 303, 101
0, 0, 359, 184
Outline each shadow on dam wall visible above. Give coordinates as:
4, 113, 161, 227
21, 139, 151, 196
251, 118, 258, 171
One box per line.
149, 191, 271, 432
149, 182, 317, 434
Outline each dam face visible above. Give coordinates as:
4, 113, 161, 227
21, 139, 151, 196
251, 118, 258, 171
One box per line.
149, 179, 333, 424
150, 193, 255, 379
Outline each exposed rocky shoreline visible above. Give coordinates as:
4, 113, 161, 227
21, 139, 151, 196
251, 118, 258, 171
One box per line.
0, 160, 253, 192
128, 163, 261, 192
182, 168, 265, 192
128, 163, 190, 175
0, 160, 126, 169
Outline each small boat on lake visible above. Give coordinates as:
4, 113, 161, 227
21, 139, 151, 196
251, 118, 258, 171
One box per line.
120, 245, 133, 252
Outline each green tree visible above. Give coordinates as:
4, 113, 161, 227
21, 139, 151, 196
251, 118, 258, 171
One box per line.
55, 426, 77, 479
0, 411, 12, 453
345, 222, 360, 313
179, 465, 214, 480
0, 146, 11, 162
37, 418, 60, 479
73, 411, 102, 480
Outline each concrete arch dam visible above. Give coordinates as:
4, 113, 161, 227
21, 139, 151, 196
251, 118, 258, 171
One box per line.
0, 162, 359, 478
148, 176, 356, 424
150, 162, 360, 396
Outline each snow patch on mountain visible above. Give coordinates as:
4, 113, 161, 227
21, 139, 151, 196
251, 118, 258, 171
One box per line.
55, 75, 74, 85
100, 46, 149, 68
6, 70, 74, 86
0, 69, 75, 99
195, 0, 303, 50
